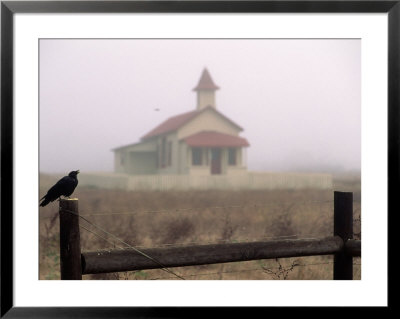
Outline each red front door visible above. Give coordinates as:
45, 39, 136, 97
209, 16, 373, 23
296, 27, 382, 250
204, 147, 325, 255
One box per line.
210, 148, 222, 175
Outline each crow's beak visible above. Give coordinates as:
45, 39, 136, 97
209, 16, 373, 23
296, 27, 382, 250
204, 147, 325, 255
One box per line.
76, 170, 80, 174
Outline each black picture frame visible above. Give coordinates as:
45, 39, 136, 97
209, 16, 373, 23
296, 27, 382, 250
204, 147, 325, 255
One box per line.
1, 0, 396, 317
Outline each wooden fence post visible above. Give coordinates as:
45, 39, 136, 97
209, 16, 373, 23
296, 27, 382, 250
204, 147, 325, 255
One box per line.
59, 198, 82, 280
333, 191, 353, 280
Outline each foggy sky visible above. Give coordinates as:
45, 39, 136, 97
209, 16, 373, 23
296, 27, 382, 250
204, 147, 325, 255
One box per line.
39, 39, 360, 174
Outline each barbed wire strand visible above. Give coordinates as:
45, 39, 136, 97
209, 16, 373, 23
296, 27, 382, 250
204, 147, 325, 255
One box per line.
79, 224, 125, 250
39, 213, 362, 226
75, 199, 334, 217
65, 216, 361, 252
81, 234, 301, 251
77, 226, 303, 250
62, 208, 185, 280
38, 199, 362, 221
132, 234, 336, 250
42, 208, 361, 253
48, 208, 360, 252
145, 261, 362, 280
76, 231, 337, 251
132, 234, 300, 249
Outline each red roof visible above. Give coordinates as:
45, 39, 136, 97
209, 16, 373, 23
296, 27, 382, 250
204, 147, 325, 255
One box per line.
193, 68, 220, 91
141, 106, 243, 140
183, 131, 249, 147
141, 110, 199, 140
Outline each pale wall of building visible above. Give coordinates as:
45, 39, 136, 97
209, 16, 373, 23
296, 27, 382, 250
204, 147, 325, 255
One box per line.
197, 91, 216, 110
177, 109, 241, 140
114, 140, 157, 174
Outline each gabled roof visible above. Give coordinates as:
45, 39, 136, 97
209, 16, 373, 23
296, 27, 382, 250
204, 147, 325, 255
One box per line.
112, 140, 157, 152
112, 141, 141, 151
193, 68, 220, 91
183, 131, 250, 147
141, 109, 199, 140
141, 106, 243, 140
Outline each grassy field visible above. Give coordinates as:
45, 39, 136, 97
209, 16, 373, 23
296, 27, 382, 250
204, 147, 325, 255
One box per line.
39, 173, 361, 280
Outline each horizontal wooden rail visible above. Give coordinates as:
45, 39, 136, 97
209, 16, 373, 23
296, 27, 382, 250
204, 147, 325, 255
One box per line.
344, 239, 361, 257
81, 236, 349, 275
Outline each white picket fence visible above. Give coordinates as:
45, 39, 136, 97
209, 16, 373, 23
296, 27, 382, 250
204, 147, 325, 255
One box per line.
77, 171, 333, 191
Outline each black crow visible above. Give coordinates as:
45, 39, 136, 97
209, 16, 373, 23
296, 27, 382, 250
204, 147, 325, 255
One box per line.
39, 170, 79, 207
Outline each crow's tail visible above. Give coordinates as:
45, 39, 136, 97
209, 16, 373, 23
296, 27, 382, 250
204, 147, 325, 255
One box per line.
39, 197, 50, 207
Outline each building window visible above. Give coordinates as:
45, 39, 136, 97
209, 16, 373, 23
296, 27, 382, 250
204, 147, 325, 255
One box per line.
228, 148, 237, 165
192, 148, 202, 165
160, 137, 167, 168
167, 141, 172, 166
160, 138, 173, 168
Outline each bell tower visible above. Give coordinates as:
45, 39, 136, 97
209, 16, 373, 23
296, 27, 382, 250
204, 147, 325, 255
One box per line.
193, 68, 220, 110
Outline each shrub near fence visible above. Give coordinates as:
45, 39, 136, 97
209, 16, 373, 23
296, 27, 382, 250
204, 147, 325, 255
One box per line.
57, 191, 360, 280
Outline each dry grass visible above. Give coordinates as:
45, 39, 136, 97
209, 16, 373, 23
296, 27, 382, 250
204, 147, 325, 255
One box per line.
39, 174, 361, 280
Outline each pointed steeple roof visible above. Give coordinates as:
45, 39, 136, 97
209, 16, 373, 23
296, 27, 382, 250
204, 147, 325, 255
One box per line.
193, 68, 220, 91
